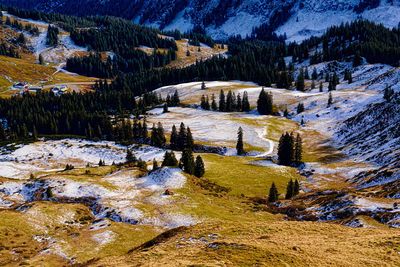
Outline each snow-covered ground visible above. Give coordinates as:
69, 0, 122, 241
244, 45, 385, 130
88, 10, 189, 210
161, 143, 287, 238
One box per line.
147, 106, 273, 155
0, 139, 168, 179
0, 138, 196, 228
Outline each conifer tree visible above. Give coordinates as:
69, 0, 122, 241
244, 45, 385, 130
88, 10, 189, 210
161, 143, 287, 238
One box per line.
327, 92, 333, 107
152, 158, 159, 171
242, 91, 250, 112
126, 149, 136, 163
180, 149, 195, 175
211, 94, 218, 111
293, 180, 300, 196
172, 90, 180, 106
163, 103, 169, 113
194, 155, 205, 178
297, 103, 305, 114
319, 81, 323, 92
278, 132, 294, 166
285, 180, 294, 199
311, 67, 318, 80
257, 88, 273, 115
294, 134, 303, 165
236, 127, 245, 155
205, 95, 210, 110
219, 90, 226, 112
201, 81, 206, 90
304, 67, 310, 80
186, 127, 194, 150
162, 151, 178, 167
170, 124, 178, 149
296, 69, 305, 91
268, 182, 279, 203
178, 122, 187, 150
226, 90, 234, 112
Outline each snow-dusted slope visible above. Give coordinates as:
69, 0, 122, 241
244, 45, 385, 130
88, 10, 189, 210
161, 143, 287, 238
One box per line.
2, 0, 400, 40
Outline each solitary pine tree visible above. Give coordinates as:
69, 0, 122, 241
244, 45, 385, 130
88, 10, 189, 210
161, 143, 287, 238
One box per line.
201, 81, 206, 90
236, 127, 245, 155
268, 182, 279, 202
327, 92, 333, 107
194, 155, 205, 178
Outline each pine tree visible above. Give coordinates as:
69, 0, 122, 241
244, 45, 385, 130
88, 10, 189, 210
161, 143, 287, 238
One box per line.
257, 88, 273, 115
242, 91, 250, 112
236, 127, 245, 155
162, 151, 178, 167
180, 149, 195, 175
39, 53, 45, 65
178, 122, 187, 150
319, 81, 323, 92
293, 180, 300, 196
211, 94, 218, 111
285, 180, 294, 199
194, 155, 205, 178
226, 90, 234, 112
294, 134, 302, 165
297, 103, 305, 114
311, 67, 318, 80
304, 67, 310, 80
186, 127, 194, 150
204, 95, 210, 110
296, 69, 305, 91
163, 103, 169, 113
126, 149, 136, 163
201, 81, 206, 90
327, 92, 333, 107
152, 158, 159, 171
219, 90, 226, 112
311, 80, 316, 90
278, 132, 295, 166
170, 124, 178, 149
172, 90, 180, 106
268, 182, 279, 203
384, 86, 394, 102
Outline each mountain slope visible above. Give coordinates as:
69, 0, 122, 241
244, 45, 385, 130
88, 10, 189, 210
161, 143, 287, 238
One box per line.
1, 0, 400, 40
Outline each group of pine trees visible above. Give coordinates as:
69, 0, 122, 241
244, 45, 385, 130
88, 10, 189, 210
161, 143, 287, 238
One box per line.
278, 132, 303, 166
46, 25, 59, 47
170, 123, 194, 151
159, 149, 205, 178
200, 90, 250, 112
257, 88, 274, 115
2, 12, 39, 35
267, 179, 300, 203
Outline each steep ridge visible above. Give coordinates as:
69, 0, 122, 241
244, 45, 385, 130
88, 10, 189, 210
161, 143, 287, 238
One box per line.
1, 0, 400, 40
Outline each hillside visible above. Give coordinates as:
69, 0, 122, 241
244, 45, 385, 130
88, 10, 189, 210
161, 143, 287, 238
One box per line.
1, 0, 400, 41
0, 4, 399, 266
